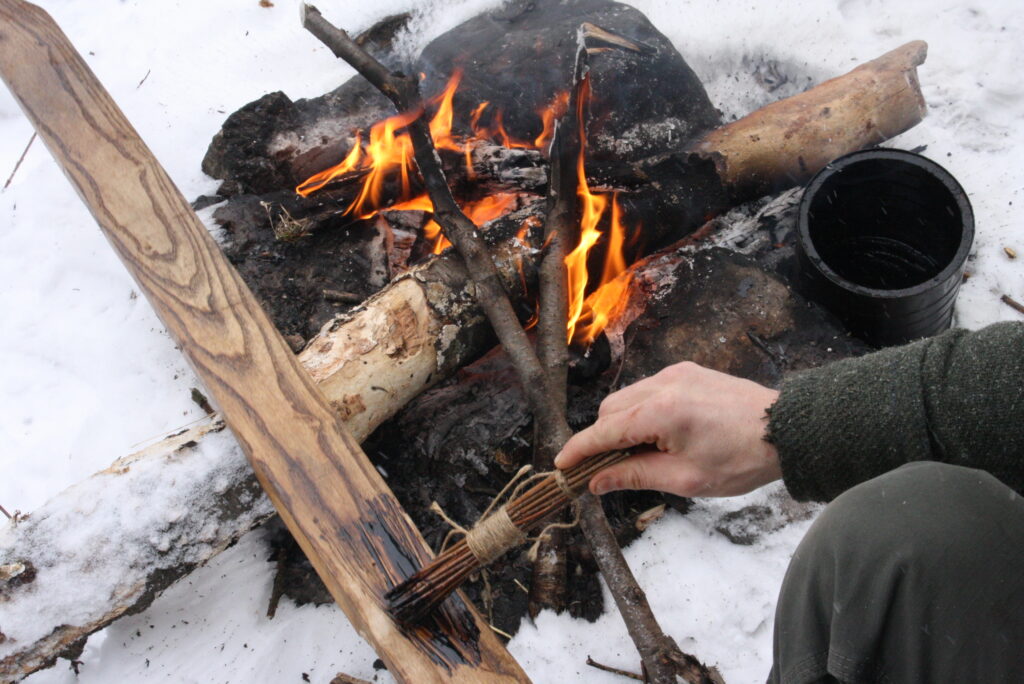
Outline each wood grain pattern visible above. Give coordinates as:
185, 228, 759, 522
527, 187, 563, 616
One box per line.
0, 2, 527, 681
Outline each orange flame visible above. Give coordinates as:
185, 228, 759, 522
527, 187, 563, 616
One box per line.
296, 72, 634, 347
572, 196, 635, 345
564, 139, 608, 343
295, 70, 465, 205
382, 192, 518, 255
534, 91, 570, 151
468, 102, 533, 150
423, 192, 519, 254
563, 80, 633, 345
429, 70, 463, 152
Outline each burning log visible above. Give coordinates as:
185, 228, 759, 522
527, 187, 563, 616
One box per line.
212, 140, 545, 248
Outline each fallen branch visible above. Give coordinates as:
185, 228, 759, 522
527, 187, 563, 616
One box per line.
2, 132, 34, 191
1001, 294, 1024, 316
586, 656, 644, 681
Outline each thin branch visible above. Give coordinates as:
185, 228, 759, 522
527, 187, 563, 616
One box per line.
586, 656, 644, 681
3, 132, 35, 191
299, 9, 716, 682
1001, 293, 1024, 316
528, 116, 579, 616
0, 502, 12, 520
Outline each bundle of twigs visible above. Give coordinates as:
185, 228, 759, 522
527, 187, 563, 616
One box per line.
386, 450, 630, 624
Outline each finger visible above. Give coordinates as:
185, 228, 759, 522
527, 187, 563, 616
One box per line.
554, 405, 655, 469
597, 375, 661, 417
588, 449, 697, 496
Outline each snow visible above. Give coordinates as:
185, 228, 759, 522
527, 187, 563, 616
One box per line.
1, 0, 1021, 682
0, 422, 275, 670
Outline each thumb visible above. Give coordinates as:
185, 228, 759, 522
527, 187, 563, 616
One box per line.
588, 450, 675, 496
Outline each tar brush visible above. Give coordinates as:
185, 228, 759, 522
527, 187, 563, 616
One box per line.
385, 449, 630, 623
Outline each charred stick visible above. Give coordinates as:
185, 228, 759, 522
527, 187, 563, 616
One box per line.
528, 107, 581, 618
302, 10, 707, 681
538, 29, 719, 684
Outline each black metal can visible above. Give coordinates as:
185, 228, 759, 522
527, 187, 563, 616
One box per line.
797, 148, 974, 347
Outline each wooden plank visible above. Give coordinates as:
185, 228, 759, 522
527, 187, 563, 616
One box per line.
0, 3, 528, 682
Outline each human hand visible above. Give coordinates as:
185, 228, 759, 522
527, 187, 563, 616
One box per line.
554, 361, 782, 498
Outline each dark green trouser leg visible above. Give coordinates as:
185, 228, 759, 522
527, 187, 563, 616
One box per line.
768, 461, 1024, 684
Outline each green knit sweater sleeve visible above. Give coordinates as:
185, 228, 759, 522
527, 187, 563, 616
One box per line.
766, 321, 1024, 502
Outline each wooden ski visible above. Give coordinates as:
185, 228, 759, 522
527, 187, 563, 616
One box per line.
0, 2, 528, 681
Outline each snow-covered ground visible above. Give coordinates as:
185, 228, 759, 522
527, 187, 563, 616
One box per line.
1, 0, 1021, 682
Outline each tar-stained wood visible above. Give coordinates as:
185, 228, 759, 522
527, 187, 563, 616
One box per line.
0, 2, 527, 681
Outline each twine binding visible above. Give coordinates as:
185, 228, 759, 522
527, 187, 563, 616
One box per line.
430, 464, 582, 565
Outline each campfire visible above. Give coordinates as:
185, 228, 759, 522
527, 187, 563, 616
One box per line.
0, 0, 936, 681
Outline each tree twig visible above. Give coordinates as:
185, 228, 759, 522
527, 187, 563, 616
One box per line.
300, 9, 719, 682
586, 656, 644, 681
1001, 293, 1024, 316
528, 113, 579, 615
3, 131, 35, 191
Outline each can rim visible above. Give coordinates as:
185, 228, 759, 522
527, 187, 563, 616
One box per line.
797, 148, 975, 300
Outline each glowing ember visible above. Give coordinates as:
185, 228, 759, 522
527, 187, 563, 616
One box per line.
421, 192, 519, 254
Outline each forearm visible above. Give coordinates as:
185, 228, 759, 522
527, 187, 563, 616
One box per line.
768, 321, 1024, 501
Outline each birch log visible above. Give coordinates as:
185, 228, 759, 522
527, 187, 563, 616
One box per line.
695, 40, 928, 201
